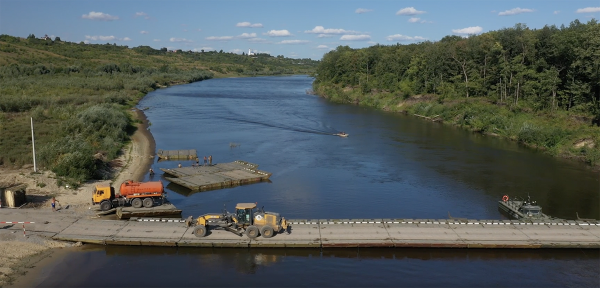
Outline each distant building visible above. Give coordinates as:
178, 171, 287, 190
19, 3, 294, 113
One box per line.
40, 34, 51, 40
248, 48, 255, 56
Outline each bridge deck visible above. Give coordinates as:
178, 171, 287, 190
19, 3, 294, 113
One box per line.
156, 149, 197, 160
160, 160, 271, 191
3, 209, 598, 248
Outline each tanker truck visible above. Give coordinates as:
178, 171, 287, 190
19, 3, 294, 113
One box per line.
92, 180, 166, 211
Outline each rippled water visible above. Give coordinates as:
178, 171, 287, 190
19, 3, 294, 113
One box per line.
26, 75, 600, 287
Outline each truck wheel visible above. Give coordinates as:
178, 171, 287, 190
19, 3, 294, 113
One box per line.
142, 198, 153, 208
246, 225, 259, 239
260, 225, 274, 238
100, 201, 112, 211
193, 225, 207, 237
131, 198, 143, 208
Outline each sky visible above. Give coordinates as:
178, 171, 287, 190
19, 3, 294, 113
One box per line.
0, 0, 598, 59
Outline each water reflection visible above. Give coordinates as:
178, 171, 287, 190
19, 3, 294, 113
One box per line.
34, 245, 597, 288
96, 245, 598, 263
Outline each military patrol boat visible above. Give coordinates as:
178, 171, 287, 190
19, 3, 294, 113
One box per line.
498, 194, 552, 220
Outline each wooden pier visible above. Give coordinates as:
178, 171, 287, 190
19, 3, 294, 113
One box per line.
157, 149, 197, 160
160, 160, 271, 191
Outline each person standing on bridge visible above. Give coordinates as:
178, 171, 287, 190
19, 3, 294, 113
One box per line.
208, 155, 212, 166
203, 156, 207, 166
51, 197, 60, 212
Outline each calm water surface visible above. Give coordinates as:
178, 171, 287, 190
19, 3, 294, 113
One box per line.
29, 76, 600, 287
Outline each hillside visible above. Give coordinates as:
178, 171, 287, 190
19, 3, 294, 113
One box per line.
0, 34, 319, 186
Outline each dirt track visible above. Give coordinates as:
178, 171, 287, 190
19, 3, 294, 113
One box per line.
0, 108, 155, 287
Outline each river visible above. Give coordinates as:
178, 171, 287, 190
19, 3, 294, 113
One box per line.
27, 76, 600, 287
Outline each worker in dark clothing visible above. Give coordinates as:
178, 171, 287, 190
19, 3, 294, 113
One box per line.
203, 156, 207, 166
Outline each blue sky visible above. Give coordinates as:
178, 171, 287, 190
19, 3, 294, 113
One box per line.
1, 0, 598, 59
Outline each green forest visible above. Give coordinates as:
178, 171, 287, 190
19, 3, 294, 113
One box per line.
313, 19, 600, 166
0, 34, 318, 186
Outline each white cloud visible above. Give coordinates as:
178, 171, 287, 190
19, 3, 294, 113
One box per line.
134, 12, 149, 19
237, 33, 257, 39
340, 34, 371, 41
452, 26, 483, 35
408, 17, 431, 24
277, 40, 310, 44
140, 31, 149, 34
153, 39, 161, 42
396, 7, 425, 16
231, 49, 244, 54
170, 37, 193, 43
236, 22, 264, 28
248, 49, 270, 54
305, 26, 361, 35
498, 7, 535, 16
248, 38, 269, 43
84, 35, 130, 42
355, 8, 372, 14
554, 11, 560, 15
576, 7, 600, 13
205, 36, 234, 41
386, 34, 426, 42
317, 45, 330, 49
317, 34, 335, 38
81, 11, 119, 21
85, 35, 115, 41
264, 30, 292, 37
194, 47, 214, 52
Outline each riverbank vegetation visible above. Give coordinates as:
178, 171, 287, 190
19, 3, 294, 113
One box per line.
0, 34, 318, 186
313, 19, 600, 166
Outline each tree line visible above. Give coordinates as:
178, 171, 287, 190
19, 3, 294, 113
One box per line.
314, 19, 599, 117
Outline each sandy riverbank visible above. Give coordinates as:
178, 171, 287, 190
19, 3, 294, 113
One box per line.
0, 108, 156, 288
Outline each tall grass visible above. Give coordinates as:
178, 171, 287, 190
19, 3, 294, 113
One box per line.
0, 71, 212, 187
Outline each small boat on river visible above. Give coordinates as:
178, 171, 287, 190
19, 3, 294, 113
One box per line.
334, 132, 349, 137
498, 194, 553, 220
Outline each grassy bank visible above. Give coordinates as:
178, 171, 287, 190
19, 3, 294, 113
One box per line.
314, 84, 600, 167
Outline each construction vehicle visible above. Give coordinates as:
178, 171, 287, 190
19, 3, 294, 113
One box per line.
92, 180, 166, 211
186, 203, 288, 239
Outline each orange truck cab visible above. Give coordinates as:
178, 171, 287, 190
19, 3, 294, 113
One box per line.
92, 180, 165, 211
